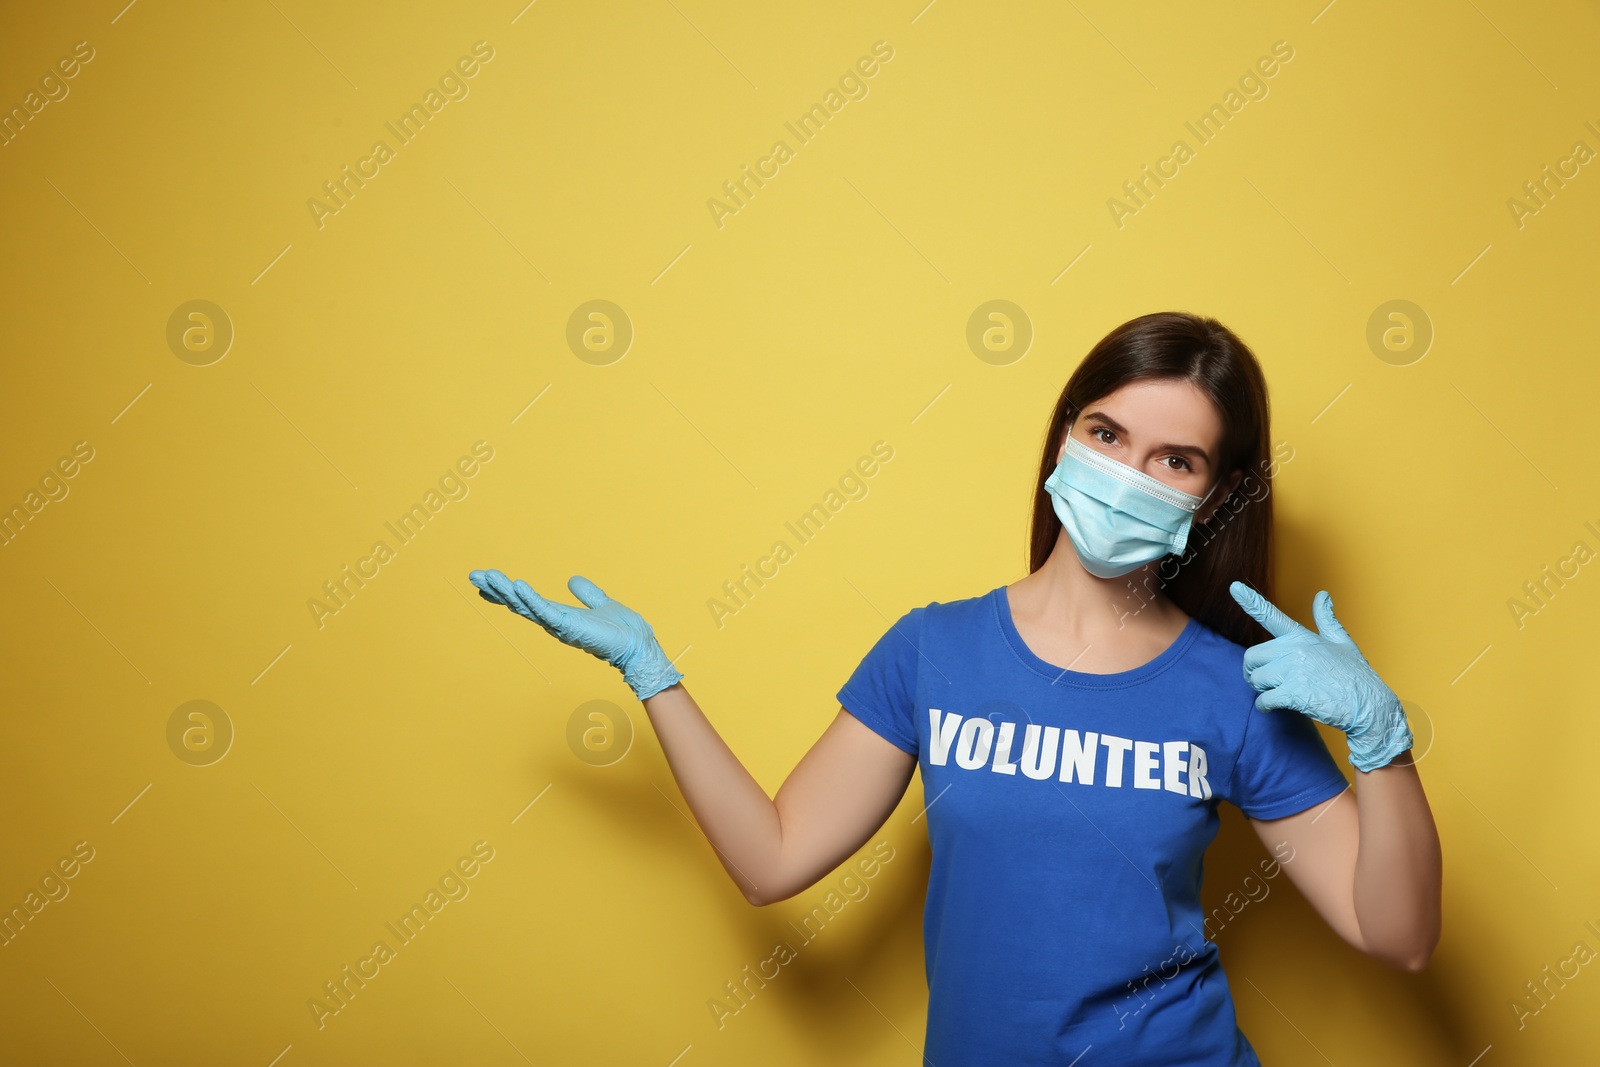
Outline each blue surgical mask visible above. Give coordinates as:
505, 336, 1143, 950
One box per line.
1044, 416, 1217, 578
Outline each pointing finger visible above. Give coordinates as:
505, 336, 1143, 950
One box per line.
1229, 580, 1305, 640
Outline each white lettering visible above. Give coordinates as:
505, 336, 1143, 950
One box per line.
991, 721, 1018, 775
1059, 729, 1099, 784
1162, 741, 1189, 794
1101, 735, 1134, 788
922, 708, 1208, 802
1020, 723, 1060, 780
954, 718, 994, 769
1133, 741, 1160, 789
1187, 743, 1212, 799
927, 708, 962, 766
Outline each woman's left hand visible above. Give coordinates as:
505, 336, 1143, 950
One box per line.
1228, 581, 1413, 773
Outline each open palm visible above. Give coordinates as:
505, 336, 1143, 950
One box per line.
468, 569, 683, 700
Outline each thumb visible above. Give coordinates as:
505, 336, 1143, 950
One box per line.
1311, 590, 1352, 645
568, 575, 611, 610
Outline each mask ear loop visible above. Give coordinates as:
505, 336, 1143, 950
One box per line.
1164, 474, 1226, 570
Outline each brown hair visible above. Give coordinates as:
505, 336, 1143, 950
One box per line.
1027, 311, 1281, 647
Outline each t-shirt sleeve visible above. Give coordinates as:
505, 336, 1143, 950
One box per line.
835, 607, 922, 757
1224, 702, 1351, 820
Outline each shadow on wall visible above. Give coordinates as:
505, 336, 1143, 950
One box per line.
522, 702, 1467, 1064
520, 717, 933, 1058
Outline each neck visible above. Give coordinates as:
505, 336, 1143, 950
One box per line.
1018, 531, 1183, 636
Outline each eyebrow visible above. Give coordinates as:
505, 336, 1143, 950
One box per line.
1082, 411, 1212, 465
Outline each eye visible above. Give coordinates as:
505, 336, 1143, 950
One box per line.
1163, 455, 1193, 472
1091, 427, 1116, 445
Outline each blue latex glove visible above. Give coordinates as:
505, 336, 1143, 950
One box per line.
1229, 581, 1412, 773
468, 569, 684, 700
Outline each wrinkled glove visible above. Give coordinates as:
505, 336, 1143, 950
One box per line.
1229, 581, 1412, 773
468, 569, 684, 700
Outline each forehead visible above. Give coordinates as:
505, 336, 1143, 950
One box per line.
1080, 381, 1225, 455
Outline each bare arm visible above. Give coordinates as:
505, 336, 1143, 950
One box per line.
641, 682, 918, 906
1249, 750, 1442, 970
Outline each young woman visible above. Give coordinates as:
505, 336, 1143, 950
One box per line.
469, 311, 1442, 1065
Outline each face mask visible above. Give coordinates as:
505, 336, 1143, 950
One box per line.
1044, 415, 1217, 579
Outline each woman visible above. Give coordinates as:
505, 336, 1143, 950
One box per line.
469, 311, 1442, 1065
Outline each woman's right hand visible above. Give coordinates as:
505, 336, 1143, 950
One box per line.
467, 569, 684, 700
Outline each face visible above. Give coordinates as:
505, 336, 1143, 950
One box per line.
1057, 379, 1243, 524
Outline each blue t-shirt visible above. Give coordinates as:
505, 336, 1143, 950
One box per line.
835, 584, 1350, 1066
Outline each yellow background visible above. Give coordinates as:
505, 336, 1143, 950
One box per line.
2, 0, 1597, 1063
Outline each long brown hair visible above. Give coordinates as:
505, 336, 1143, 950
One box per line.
1027, 311, 1281, 648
